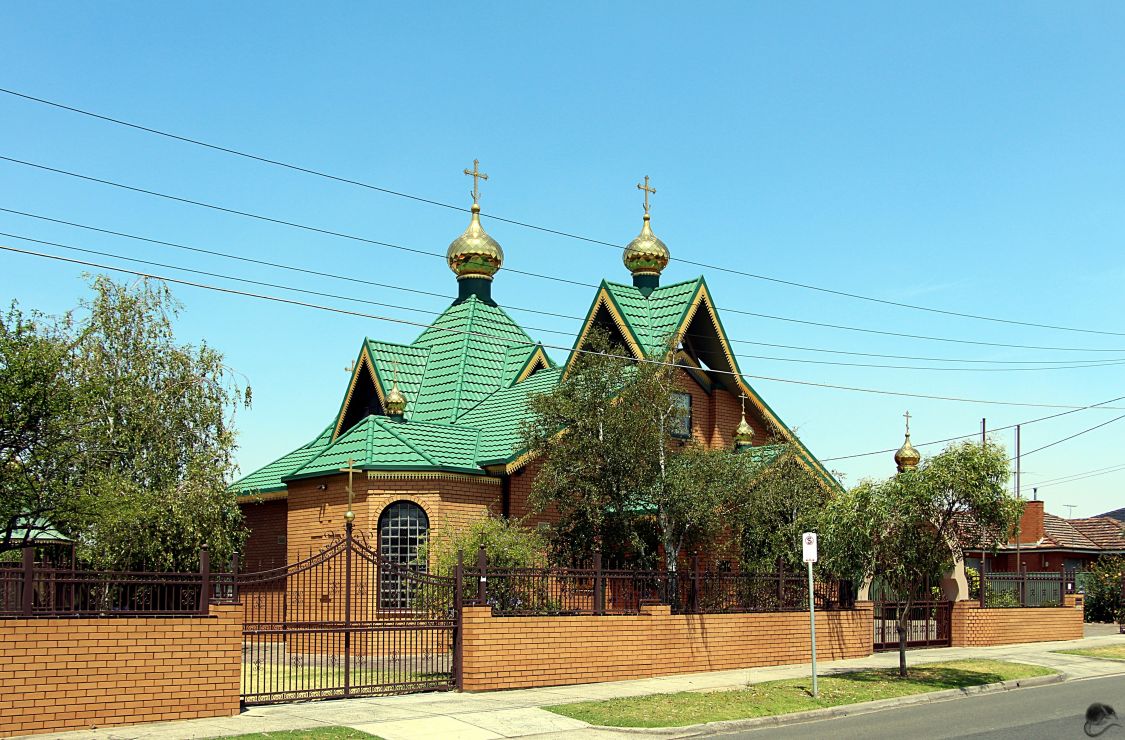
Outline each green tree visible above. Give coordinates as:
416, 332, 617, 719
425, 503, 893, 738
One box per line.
521, 328, 773, 569
1, 277, 249, 570
736, 451, 834, 571
1083, 555, 1125, 624
71, 276, 249, 570
0, 304, 85, 552
821, 440, 1018, 677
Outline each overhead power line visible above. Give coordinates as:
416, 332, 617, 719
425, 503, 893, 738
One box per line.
819, 394, 1125, 462
6, 155, 1125, 355
1032, 462, 1125, 489
3, 84, 1123, 338
1016, 413, 1125, 460
12, 202, 1125, 367
7, 227, 1125, 376
5, 241, 1125, 414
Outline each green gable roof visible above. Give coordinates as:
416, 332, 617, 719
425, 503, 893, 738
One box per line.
286, 415, 483, 480
232, 425, 333, 495
602, 278, 703, 358
233, 276, 839, 498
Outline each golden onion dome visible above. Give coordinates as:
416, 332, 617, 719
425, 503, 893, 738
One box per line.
447, 203, 504, 280
894, 433, 921, 472
733, 414, 755, 450
385, 380, 407, 418
622, 213, 669, 277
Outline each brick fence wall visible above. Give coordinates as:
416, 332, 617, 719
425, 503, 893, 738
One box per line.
0, 605, 242, 737
461, 601, 874, 691
950, 595, 1084, 647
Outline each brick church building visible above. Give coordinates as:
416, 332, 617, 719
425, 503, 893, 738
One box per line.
231, 169, 837, 573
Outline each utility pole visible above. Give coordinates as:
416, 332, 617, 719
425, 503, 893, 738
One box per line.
1015, 425, 1022, 573
981, 418, 987, 448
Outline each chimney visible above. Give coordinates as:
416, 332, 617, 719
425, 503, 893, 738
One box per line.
1013, 500, 1045, 545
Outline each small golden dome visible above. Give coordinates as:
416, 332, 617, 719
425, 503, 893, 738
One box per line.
385, 380, 407, 418
623, 213, 669, 277
894, 411, 921, 472
733, 414, 754, 450
447, 203, 503, 280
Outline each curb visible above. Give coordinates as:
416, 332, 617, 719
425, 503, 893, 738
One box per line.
588, 672, 1066, 736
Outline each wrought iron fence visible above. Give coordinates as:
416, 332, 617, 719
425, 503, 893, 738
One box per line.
0, 546, 217, 618
460, 549, 854, 616
977, 569, 1074, 608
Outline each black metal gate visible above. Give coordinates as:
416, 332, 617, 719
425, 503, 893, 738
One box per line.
873, 600, 951, 651
237, 524, 460, 704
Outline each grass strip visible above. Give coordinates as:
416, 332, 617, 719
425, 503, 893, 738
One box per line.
212, 728, 382, 740
545, 659, 1055, 728
1055, 645, 1125, 661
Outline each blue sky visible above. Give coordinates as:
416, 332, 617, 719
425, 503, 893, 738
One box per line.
1, 2, 1122, 516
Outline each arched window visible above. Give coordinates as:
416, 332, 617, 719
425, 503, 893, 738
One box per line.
378, 501, 429, 608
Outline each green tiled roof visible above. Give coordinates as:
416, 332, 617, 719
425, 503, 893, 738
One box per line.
603, 278, 703, 357
365, 341, 430, 417
232, 425, 333, 494
458, 367, 563, 464
408, 297, 537, 422
286, 415, 483, 479
233, 278, 839, 497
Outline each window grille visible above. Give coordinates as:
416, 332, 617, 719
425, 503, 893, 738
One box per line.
378, 501, 429, 609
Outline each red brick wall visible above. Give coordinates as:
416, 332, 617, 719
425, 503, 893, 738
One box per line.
240, 498, 287, 570
461, 602, 874, 691
950, 599, 1083, 647
0, 606, 241, 737
286, 474, 502, 563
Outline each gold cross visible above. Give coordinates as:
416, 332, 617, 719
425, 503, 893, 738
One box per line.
340, 457, 361, 520
739, 393, 748, 417
637, 175, 656, 214
904, 410, 911, 435
464, 159, 488, 205
345, 360, 355, 374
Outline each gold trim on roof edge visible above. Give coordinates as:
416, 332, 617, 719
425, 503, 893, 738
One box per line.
332, 347, 387, 441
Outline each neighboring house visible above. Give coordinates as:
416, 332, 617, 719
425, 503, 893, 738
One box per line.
970, 500, 1125, 574
230, 179, 838, 576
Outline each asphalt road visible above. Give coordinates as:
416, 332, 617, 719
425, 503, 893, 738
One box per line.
713, 674, 1125, 740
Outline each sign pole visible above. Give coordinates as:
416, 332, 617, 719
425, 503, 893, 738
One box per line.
802, 532, 819, 699
807, 559, 818, 698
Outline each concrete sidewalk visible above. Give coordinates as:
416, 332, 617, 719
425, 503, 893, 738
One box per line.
22, 632, 1125, 740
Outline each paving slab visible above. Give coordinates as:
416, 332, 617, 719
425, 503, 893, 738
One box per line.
352, 715, 503, 740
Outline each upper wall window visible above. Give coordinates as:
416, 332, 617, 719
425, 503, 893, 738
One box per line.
671, 392, 692, 439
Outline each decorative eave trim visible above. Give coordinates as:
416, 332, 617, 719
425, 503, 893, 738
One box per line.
332, 345, 387, 442
514, 346, 551, 385
679, 283, 842, 494
564, 285, 645, 378
236, 489, 289, 504
364, 471, 501, 485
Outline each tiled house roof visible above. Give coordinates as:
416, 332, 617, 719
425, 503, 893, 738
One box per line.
231, 277, 837, 496
1041, 513, 1100, 549
1069, 518, 1125, 550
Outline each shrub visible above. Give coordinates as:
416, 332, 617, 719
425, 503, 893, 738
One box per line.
1083, 556, 1125, 623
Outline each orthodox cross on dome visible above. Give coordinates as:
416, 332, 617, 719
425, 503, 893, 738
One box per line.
739, 393, 748, 414
637, 175, 656, 215
345, 360, 355, 374
464, 159, 489, 206
340, 457, 361, 523
904, 410, 912, 435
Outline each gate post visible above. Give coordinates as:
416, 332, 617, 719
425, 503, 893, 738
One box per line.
979, 557, 987, 608
593, 550, 604, 616
777, 557, 785, 609
344, 520, 353, 698
454, 550, 464, 691
230, 551, 240, 604
21, 547, 34, 617
476, 544, 487, 605
198, 546, 210, 616
690, 553, 701, 614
